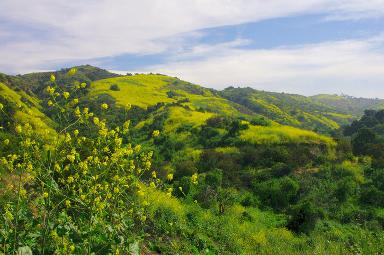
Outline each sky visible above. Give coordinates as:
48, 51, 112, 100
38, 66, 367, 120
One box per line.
1, 0, 384, 97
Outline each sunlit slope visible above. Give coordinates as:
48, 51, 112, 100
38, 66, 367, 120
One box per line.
240, 124, 335, 146
311, 94, 384, 116
89, 74, 335, 147
0, 82, 55, 136
90, 74, 250, 115
0, 65, 119, 95
221, 87, 354, 132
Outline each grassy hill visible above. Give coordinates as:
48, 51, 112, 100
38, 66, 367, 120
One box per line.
0, 82, 55, 136
87, 74, 335, 148
0, 65, 119, 96
4, 66, 378, 134
220, 87, 355, 133
311, 94, 384, 116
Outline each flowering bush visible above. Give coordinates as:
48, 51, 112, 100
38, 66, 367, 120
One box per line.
0, 72, 162, 254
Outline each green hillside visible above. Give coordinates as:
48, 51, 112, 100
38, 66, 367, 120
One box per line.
0, 82, 55, 137
311, 94, 384, 116
221, 87, 355, 132
1, 67, 384, 254
0, 65, 119, 96
88, 74, 334, 148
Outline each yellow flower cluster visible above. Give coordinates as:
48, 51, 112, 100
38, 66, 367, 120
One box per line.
191, 173, 198, 185
63, 92, 70, 99
101, 103, 109, 110
152, 130, 160, 137
0, 75, 168, 254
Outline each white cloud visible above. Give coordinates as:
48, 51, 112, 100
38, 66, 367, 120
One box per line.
140, 35, 384, 98
1, 0, 384, 73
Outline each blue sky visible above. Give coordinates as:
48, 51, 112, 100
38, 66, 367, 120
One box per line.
1, 0, 384, 97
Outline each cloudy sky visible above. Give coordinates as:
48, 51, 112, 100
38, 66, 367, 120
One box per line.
1, 0, 384, 97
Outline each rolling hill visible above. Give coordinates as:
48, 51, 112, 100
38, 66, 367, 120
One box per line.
311, 94, 384, 116
2, 65, 380, 150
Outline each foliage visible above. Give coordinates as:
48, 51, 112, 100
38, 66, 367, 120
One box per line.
1, 67, 384, 254
221, 87, 355, 133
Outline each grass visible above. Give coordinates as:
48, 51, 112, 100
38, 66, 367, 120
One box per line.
91, 74, 247, 118
90, 75, 175, 108
0, 82, 56, 136
240, 124, 335, 146
164, 106, 214, 132
301, 111, 340, 130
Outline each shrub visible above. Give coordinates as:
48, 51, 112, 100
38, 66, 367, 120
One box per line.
109, 83, 120, 91
252, 176, 299, 210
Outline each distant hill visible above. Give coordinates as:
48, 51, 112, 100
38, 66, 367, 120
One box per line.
0, 65, 119, 95
0, 67, 337, 150
220, 87, 354, 133
86, 74, 333, 146
310, 94, 384, 116
2, 65, 382, 135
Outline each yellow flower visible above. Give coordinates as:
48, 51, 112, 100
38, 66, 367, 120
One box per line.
151, 171, 157, 178
69, 244, 75, 252
15, 125, 22, 134
93, 117, 100, 125
54, 163, 61, 172
47, 100, 53, 106
19, 188, 27, 197
73, 130, 79, 136
68, 68, 77, 76
191, 173, 198, 185
166, 173, 174, 181
63, 92, 70, 99
113, 187, 120, 193
3, 139, 9, 145
67, 155, 76, 163
73, 98, 79, 104
101, 103, 109, 110
65, 200, 71, 208
65, 133, 72, 143
134, 145, 141, 153
74, 107, 81, 117
166, 188, 173, 197
5, 210, 13, 222
46, 86, 55, 94
99, 128, 108, 137
83, 107, 89, 114
80, 82, 87, 88
140, 215, 147, 222
0, 103, 3, 110
67, 176, 74, 183
80, 194, 86, 200
152, 130, 160, 137
50, 74, 56, 82
26, 162, 33, 172
43, 192, 49, 198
